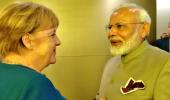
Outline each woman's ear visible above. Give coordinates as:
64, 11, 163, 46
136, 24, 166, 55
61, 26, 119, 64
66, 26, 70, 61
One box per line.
21, 33, 33, 50
140, 22, 150, 38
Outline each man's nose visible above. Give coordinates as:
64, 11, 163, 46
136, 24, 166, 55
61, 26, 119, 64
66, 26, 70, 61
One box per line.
108, 29, 119, 38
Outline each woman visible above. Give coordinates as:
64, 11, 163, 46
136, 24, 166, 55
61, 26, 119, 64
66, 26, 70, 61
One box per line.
0, 1, 65, 100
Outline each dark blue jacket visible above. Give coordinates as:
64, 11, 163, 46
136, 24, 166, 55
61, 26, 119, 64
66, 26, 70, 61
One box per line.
152, 37, 169, 52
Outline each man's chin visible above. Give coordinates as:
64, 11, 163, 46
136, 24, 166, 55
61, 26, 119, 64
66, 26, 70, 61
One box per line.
110, 50, 124, 56
110, 46, 130, 56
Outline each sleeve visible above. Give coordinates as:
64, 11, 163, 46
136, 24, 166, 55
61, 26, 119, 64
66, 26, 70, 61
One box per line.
151, 40, 162, 49
154, 59, 170, 100
19, 75, 66, 100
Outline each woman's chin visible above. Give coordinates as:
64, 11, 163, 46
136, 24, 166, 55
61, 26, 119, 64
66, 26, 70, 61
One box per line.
50, 58, 56, 64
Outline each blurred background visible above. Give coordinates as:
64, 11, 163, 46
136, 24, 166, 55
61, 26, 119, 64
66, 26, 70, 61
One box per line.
156, 0, 170, 38
0, 0, 158, 99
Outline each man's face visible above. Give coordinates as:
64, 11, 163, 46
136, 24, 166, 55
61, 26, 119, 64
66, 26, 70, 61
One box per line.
107, 8, 143, 56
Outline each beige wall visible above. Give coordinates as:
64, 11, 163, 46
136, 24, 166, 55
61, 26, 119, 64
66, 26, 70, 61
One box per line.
0, 0, 156, 100
42, 0, 112, 99
156, 0, 170, 39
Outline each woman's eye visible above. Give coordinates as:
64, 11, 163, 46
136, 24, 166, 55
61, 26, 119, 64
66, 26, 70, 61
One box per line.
50, 33, 56, 36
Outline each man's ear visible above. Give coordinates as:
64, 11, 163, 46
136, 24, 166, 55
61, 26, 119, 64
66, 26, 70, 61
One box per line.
140, 22, 150, 38
21, 33, 33, 49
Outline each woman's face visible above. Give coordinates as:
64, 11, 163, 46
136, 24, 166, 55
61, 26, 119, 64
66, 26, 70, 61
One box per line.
32, 28, 61, 67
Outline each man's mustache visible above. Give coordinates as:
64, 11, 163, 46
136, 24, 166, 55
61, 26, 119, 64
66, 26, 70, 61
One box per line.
109, 36, 124, 42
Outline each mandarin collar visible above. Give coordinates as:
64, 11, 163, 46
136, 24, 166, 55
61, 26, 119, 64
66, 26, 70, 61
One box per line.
121, 40, 149, 64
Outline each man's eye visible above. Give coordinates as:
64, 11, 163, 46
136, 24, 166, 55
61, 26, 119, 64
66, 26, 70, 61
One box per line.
116, 24, 124, 29
108, 25, 112, 29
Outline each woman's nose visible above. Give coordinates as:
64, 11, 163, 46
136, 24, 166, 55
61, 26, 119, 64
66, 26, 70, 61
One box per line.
55, 36, 61, 46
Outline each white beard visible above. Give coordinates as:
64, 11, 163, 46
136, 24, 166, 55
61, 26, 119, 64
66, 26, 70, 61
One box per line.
110, 30, 143, 56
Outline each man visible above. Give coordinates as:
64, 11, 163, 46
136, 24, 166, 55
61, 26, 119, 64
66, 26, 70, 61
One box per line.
98, 3, 170, 100
160, 33, 169, 39
152, 32, 169, 52
152, 21, 170, 52
152, 32, 170, 52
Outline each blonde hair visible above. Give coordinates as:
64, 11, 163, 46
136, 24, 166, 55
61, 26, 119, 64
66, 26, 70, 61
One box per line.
0, 1, 59, 56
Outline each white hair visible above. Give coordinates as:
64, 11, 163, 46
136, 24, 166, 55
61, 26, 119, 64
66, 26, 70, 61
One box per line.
113, 3, 151, 24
